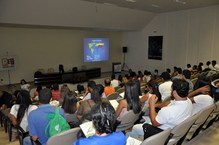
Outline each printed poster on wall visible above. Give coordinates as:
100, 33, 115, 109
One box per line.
0, 56, 16, 71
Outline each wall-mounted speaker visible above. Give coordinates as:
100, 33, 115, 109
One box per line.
123, 47, 127, 53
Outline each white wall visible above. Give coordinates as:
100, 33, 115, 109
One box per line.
0, 27, 123, 84
0, 0, 155, 31
123, 5, 219, 74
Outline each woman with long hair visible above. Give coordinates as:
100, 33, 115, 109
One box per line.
62, 91, 78, 114
74, 102, 126, 145
9, 90, 37, 132
116, 81, 141, 121
77, 86, 108, 122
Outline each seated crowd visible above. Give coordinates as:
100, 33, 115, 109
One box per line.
0, 60, 219, 145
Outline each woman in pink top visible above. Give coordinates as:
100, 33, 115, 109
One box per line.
52, 83, 60, 101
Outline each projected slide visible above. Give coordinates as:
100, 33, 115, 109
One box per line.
84, 38, 109, 62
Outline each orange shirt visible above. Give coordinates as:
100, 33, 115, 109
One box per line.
104, 86, 115, 96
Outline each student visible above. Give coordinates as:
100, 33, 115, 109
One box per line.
51, 83, 60, 101
9, 90, 38, 132
115, 81, 141, 121
73, 102, 126, 145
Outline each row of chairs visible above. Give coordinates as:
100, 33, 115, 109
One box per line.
140, 101, 219, 145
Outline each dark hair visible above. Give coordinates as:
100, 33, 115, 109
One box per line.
97, 84, 104, 96
91, 86, 101, 103
206, 61, 211, 66
124, 81, 141, 114
187, 64, 191, 68
104, 79, 111, 86
166, 68, 171, 74
77, 84, 85, 94
160, 72, 171, 81
87, 81, 96, 89
39, 88, 52, 104
172, 79, 189, 98
20, 79, 27, 84
212, 60, 216, 66
177, 67, 182, 74
36, 85, 42, 92
183, 69, 191, 79
62, 91, 77, 114
194, 76, 211, 90
16, 90, 32, 125
118, 75, 122, 82
111, 74, 116, 80
91, 102, 116, 134
53, 83, 59, 91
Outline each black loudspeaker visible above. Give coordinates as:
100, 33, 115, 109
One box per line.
123, 47, 127, 53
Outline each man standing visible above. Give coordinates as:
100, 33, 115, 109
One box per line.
23, 88, 66, 145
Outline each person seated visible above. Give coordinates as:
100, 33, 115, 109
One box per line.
158, 72, 173, 101
188, 77, 214, 115
115, 81, 141, 121
172, 67, 182, 80
59, 84, 70, 105
20, 79, 31, 91
23, 88, 66, 145
73, 102, 126, 145
9, 90, 38, 132
0, 90, 13, 110
182, 69, 193, 92
51, 83, 60, 101
77, 86, 108, 122
62, 91, 79, 127
104, 78, 115, 97
82, 81, 96, 100
97, 84, 107, 98
111, 74, 120, 88
126, 79, 193, 139
33, 85, 42, 102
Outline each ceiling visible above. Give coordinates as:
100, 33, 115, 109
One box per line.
81, 0, 219, 13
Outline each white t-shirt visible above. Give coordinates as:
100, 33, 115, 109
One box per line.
111, 79, 120, 88
192, 94, 214, 115
158, 81, 173, 101
10, 104, 38, 132
156, 99, 193, 130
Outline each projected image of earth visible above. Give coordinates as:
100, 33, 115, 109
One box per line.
84, 38, 109, 62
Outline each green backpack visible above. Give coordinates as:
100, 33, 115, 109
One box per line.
45, 107, 70, 137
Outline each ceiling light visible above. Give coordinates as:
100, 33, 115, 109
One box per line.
175, 0, 186, 5
152, 4, 160, 8
126, 0, 137, 3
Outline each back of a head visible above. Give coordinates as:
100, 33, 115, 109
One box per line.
88, 81, 96, 89
62, 91, 77, 114
172, 79, 189, 98
212, 60, 216, 66
91, 86, 101, 103
91, 102, 116, 134
187, 64, 191, 68
194, 76, 211, 90
183, 69, 191, 79
16, 90, 32, 105
207, 61, 211, 66
53, 83, 59, 91
177, 67, 182, 74
39, 88, 52, 104
161, 71, 171, 81
104, 79, 111, 86
166, 68, 171, 74
124, 81, 141, 114
97, 84, 104, 96
111, 74, 115, 80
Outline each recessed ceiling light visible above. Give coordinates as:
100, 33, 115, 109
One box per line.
175, 0, 186, 5
126, 0, 137, 3
152, 4, 160, 8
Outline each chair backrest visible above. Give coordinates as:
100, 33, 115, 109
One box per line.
116, 87, 125, 94
187, 104, 215, 140
141, 128, 171, 145
167, 114, 198, 145
191, 78, 198, 86
114, 86, 121, 92
116, 110, 140, 132
107, 92, 120, 100
46, 127, 80, 145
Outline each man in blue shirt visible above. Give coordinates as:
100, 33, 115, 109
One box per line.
23, 88, 65, 145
